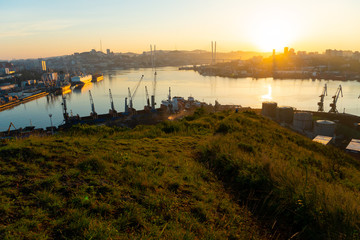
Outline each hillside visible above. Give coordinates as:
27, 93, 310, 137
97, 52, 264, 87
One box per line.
1, 109, 359, 239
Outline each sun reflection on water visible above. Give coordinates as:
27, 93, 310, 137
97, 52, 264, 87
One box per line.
261, 84, 272, 100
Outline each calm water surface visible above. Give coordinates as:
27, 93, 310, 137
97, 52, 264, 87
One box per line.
1, 66, 360, 131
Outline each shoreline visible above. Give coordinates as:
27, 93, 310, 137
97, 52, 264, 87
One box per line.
180, 66, 360, 82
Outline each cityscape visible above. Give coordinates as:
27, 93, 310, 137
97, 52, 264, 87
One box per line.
2, 46, 360, 108
1, 1, 360, 239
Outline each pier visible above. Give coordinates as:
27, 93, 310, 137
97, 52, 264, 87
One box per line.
0, 91, 49, 112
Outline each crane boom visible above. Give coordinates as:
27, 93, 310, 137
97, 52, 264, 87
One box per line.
131, 75, 144, 99
334, 85, 343, 102
7, 122, 16, 135
321, 84, 327, 99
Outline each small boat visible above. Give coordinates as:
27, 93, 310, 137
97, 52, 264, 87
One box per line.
92, 73, 104, 82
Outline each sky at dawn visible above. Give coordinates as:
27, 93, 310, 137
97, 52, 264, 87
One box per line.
0, 0, 359, 59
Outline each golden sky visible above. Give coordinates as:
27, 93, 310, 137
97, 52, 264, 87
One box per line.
0, 0, 359, 59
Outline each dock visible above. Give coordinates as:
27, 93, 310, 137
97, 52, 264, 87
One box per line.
0, 91, 48, 112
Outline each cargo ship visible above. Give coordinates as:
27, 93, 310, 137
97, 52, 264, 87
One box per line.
92, 73, 104, 82
71, 74, 92, 85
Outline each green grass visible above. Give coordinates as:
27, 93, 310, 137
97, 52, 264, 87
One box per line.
198, 110, 360, 239
1, 108, 359, 239
0, 113, 266, 239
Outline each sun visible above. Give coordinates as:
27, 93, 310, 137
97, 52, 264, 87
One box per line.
250, 17, 298, 52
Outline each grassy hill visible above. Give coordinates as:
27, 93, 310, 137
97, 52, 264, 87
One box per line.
1, 109, 359, 239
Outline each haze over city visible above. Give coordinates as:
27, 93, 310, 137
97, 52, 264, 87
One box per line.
1, 0, 360, 59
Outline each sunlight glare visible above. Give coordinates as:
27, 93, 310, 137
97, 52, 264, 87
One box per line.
250, 17, 297, 52
261, 84, 272, 100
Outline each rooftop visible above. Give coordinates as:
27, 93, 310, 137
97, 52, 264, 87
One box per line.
313, 135, 333, 145
346, 139, 360, 153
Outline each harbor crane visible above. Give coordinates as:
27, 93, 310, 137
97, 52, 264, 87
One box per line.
145, 86, 150, 108
109, 89, 116, 113
128, 75, 144, 110
89, 90, 97, 117
329, 85, 343, 113
317, 84, 327, 112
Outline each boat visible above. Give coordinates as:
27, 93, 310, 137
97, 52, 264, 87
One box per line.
61, 83, 71, 92
59, 83, 72, 95
71, 75, 92, 85
92, 73, 104, 82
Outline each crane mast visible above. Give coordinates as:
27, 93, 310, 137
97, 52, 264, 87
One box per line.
168, 87, 171, 102
61, 95, 69, 123
125, 97, 128, 113
317, 84, 327, 112
128, 87, 132, 109
89, 90, 96, 116
109, 89, 115, 112
151, 71, 157, 110
145, 86, 150, 107
329, 85, 343, 113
